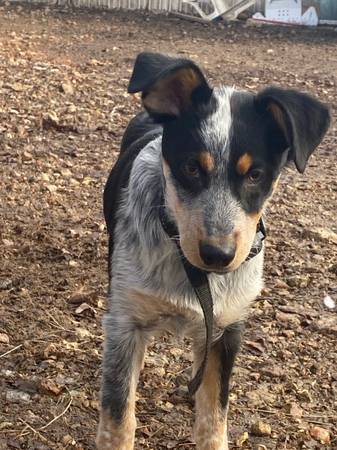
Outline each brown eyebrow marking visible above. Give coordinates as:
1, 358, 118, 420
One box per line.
236, 153, 253, 175
199, 151, 215, 172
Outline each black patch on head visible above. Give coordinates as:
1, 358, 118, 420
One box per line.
228, 91, 289, 214
163, 116, 209, 195
255, 87, 330, 173
128, 52, 213, 122
161, 96, 218, 197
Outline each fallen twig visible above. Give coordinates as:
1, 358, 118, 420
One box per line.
0, 344, 23, 359
39, 395, 73, 431
19, 419, 48, 442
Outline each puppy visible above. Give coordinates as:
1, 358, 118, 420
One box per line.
97, 52, 330, 450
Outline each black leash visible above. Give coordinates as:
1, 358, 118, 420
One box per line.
159, 205, 266, 395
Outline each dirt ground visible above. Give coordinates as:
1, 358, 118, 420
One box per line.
1, 4, 337, 450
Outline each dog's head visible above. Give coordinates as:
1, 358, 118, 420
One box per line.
128, 52, 330, 273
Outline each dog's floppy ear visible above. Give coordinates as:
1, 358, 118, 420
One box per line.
255, 87, 330, 173
128, 52, 212, 120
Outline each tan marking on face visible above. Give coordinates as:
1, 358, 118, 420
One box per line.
144, 67, 202, 116
200, 207, 262, 272
236, 152, 253, 175
194, 346, 229, 450
230, 209, 262, 270
163, 159, 278, 272
272, 174, 281, 193
163, 159, 207, 269
199, 151, 215, 173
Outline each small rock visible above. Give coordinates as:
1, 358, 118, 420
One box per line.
90, 400, 99, 410
46, 184, 57, 194
275, 311, 301, 326
304, 227, 337, 245
6, 389, 31, 404
0, 421, 13, 431
62, 435, 75, 446
42, 112, 59, 130
328, 262, 337, 274
40, 173, 50, 182
287, 274, 310, 288
60, 81, 74, 95
261, 365, 285, 379
286, 402, 303, 418
313, 316, 337, 337
39, 379, 63, 396
2, 239, 13, 247
310, 426, 330, 444
323, 295, 335, 309
5, 82, 28, 92
75, 302, 93, 315
0, 279, 12, 290
68, 289, 98, 305
0, 333, 9, 344
251, 420, 271, 436
236, 431, 249, 446
274, 279, 289, 289
68, 260, 78, 267
60, 168, 72, 177
152, 367, 165, 377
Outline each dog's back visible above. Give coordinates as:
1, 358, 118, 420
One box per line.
103, 111, 162, 269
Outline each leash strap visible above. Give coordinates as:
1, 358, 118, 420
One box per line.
159, 205, 265, 395
179, 252, 214, 395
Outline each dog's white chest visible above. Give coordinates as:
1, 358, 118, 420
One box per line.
208, 251, 264, 327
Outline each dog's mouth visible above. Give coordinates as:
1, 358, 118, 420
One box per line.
185, 259, 236, 274
179, 244, 239, 274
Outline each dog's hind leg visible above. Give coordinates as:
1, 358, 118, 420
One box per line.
193, 324, 242, 450
96, 311, 147, 450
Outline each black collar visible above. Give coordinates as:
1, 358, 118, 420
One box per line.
158, 205, 266, 395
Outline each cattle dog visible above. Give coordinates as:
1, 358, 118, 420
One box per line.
97, 52, 330, 450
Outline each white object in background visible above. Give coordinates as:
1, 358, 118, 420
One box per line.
323, 295, 336, 310
265, 0, 302, 24
301, 6, 318, 26
181, 0, 255, 21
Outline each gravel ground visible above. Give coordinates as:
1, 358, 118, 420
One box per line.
1, 5, 336, 449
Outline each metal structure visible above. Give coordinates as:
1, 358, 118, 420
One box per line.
180, 0, 255, 21
27, 0, 256, 21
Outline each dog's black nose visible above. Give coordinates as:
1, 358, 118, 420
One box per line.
199, 242, 236, 267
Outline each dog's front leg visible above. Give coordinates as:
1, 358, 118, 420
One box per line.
96, 311, 147, 450
193, 324, 242, 450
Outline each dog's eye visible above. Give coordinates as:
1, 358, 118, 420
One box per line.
183, 160, 200, 178
246, 168, 264, 184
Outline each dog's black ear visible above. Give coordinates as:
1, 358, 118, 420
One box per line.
128, 52, 212, 120
255, 87, 330, 173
